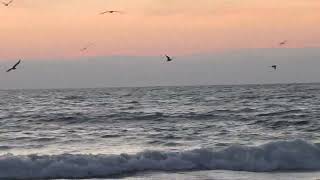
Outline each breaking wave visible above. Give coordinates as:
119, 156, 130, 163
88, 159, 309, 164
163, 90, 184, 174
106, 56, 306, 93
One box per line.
1, 139, 320, 179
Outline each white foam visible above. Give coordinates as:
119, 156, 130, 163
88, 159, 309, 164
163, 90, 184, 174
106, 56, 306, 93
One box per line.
0, 139, 320, 179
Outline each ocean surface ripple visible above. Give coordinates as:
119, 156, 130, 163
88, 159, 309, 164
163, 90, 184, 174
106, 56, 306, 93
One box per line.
0, 83, 320, 178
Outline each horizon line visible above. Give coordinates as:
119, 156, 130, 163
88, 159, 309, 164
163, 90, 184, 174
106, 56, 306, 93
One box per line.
1, 81, 319, 91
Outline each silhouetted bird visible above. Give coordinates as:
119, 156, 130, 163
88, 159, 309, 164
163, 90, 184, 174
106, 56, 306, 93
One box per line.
99, 10, 122, 15
1, 0, 13, 6
271, 65, 277, 70
279, 40, 287, 46
165, 55, 173, 62
6, 59, 21, 72
80, 47, 89, 52
80, 43, 94, 52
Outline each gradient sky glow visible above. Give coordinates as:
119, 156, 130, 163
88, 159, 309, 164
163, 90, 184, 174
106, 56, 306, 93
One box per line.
1, 0, 320, 60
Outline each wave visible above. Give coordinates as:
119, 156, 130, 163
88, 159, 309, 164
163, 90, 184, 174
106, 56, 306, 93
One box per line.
1, 139, 320, 179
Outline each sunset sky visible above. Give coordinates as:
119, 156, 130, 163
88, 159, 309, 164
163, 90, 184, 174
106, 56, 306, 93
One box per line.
0, 0, 319, 60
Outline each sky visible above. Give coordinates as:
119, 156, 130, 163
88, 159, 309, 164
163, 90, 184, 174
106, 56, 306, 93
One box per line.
0, 0, 319, 88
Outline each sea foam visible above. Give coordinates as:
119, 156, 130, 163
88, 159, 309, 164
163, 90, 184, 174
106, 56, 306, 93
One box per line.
0, 139, 319, 179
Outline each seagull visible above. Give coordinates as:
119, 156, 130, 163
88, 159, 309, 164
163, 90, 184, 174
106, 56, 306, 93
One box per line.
271, 65, 277, 70
80, 43, 94, 52
6, 59, 21, 72
1, 0, 13, 6
99, 10, 123, 15
279, 40, 287, 46
165, 55, 173, 62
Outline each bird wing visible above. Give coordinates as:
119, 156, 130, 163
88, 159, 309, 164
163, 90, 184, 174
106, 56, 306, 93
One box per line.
117, 11, 125, 14
8, 0, 13, 4
100, 10, 123, 14
12, 59, 21, 68
99, 11, 108, 15
280, 40, 287, 45
6, 68, 13, 72
80, 43, 93, 51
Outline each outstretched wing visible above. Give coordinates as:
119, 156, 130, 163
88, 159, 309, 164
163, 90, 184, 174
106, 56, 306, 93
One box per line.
2, 0, 13, 5
99, 11, 108, 15
80, 43, 94, 51
80, 47, 87, 51
100, 10, 123, 15
6, 68, 13, 72
280, 40, 287, 45
13, 59, 21, 68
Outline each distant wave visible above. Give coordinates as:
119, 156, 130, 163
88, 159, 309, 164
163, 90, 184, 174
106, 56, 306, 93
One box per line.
1, 139, 320, 179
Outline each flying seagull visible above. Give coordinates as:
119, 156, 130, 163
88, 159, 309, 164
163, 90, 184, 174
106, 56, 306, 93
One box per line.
1, 0, 13, 6
279, 40, 287, 46
80, 43, 94, 52
6, 59, 21, 72
165, 55, 173, 62
271, 65, 277, 70
99, 10, 123, 15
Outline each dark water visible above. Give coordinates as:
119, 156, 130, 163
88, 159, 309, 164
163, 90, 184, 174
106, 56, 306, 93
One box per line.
0, 83, 320, 179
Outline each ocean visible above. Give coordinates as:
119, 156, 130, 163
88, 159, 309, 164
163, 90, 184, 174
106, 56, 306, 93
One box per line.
0, 83, 320, 180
